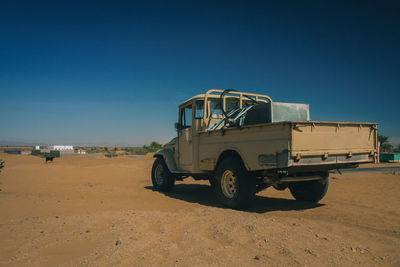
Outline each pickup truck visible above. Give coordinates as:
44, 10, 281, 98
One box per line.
152, 89, 378, 209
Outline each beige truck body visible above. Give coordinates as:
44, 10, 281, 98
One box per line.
156, 90, 378, 176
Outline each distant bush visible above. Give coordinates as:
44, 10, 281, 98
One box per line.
121, 142, 162, 155
81, 141, 163, 156
379, 134, 393, 152
87, 147, 108, 154
121, 147, 147, 155
142, 142, 162, 153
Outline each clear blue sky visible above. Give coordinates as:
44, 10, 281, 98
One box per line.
1, 0, 399, 146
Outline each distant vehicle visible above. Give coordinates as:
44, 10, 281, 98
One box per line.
152, 89, 378, 209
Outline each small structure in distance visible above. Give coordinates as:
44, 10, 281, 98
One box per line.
51, 145, 74, 151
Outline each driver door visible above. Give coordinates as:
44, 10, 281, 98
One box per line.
178, 104, 193, 169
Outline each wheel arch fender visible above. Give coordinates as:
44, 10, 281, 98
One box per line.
154, 148, 178, 173
215, 148, 249, 172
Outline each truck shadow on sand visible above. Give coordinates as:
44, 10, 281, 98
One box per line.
144, 184, 324, 213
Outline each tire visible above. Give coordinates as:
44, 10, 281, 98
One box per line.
151, 157, 175, 192
209, 176, 215, 188
289, 173, 329, 203
214, 157, 256, 210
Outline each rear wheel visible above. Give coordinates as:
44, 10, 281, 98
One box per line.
215, 157, 256, 210
289, 172, 329, 202
151, 157, 175, 192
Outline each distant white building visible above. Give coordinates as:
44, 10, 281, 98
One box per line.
51, 145, 74, 151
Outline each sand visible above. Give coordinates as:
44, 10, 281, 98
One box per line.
0, 153, 399, 266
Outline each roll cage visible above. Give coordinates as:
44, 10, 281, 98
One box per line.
202, 89, 273, 132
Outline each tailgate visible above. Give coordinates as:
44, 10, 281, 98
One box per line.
290, 121, 378, 166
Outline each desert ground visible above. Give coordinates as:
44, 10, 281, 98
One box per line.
0, 153, 399, 266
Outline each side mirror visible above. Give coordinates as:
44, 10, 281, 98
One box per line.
174, 122, 181, 131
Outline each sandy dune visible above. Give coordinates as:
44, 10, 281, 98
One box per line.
0, 153, 399, 266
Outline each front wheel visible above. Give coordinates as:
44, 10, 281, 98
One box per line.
151, 157, 175, 192
209, 176, 215, 188
289, 172, 329, 203
214, 157, 256, 210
